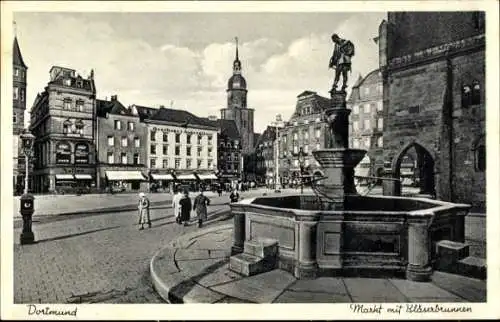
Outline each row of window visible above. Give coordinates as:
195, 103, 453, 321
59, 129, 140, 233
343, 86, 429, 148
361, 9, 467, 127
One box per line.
351, 101, 383, 115
63, 119, 85, 135
13, 87, 25, 102
114, 120, 135, 131
150, 131, 213, 145
150, 144, 212, 157
361, 83, 383, 97
351, 118, 383, 132
219, 153, 240, 161
107, 152, 140, 165
149, 158, 214, 170
62, 98, 85, 112
108, 136, 140, 148
351, 137, 383, 149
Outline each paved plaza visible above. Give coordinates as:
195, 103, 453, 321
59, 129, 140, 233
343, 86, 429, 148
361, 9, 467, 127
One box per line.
151, 224, 487, 303
13, 194, 238, 304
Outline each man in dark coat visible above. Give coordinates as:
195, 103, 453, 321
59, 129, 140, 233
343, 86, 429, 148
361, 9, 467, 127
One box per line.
329, 33, 355, 92
179, 190, 192, 226
193, 189, 210, 228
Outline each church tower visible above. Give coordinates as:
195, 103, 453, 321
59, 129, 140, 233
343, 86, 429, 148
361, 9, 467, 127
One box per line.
221, 37, 255, 154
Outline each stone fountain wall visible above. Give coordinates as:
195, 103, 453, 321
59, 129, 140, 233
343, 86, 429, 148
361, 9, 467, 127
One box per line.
230, 195, 470, 281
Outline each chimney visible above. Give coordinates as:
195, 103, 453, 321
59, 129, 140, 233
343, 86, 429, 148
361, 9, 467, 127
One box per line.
159, 105, 165, 109
111, 95, 117, 101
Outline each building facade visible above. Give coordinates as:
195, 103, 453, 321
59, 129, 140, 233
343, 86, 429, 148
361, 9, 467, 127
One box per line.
30, 67, 97, 193
13, 36, 28, 194
96, 96, 148, 192
278, 91, 330, 187
131, 105, 219, 192
220, 39, 255, 155
254, 126, 276, 187
212, 118, 242, 188
347, 69, 384, 179
378, 12, 485, 209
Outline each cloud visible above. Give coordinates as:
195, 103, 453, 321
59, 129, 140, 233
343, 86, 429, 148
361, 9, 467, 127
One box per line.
16, 12, 381, 134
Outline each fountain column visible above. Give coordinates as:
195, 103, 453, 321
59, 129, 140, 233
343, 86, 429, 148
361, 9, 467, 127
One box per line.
231, 208, 246, 255
406, 216, 433, 282
312, 91, 366, 210
295, 219, 318, 279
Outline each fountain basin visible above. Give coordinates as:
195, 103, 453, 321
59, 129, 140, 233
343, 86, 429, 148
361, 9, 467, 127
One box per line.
230, 194, 470, 281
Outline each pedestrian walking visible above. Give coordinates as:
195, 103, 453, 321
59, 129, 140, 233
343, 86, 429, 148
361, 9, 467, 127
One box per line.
217, 185, 222, 197
172, 187, 183, 224
229, 189, 240, 203
179, 189, 192, 226
193, 189, 211, 228
137, 192, 151, 230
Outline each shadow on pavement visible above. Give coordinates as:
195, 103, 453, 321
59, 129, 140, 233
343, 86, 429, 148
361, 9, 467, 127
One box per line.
34, 225, 121, 244
168, 258, 229, 303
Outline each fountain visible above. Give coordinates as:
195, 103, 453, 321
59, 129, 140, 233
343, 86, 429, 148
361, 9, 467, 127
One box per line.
228, 33, 470, 282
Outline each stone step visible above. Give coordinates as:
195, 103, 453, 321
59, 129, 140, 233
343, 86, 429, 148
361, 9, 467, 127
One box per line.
229, 253, 277, 277
457, 256, 487, 280
434, 240, 469, 273
244, 238, 279, 258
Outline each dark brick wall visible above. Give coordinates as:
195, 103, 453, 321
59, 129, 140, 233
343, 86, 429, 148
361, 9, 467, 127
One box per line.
449, 50, 486, 209
387, 12, 485, 59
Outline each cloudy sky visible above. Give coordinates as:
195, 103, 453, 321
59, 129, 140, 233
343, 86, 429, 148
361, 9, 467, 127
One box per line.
14, 11, 386, 133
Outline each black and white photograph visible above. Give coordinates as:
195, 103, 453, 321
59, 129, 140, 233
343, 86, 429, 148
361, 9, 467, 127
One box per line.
1, 1, 499, 320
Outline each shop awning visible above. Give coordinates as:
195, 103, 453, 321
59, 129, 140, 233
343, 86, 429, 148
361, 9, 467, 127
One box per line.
176, 174, 197, 180
55, 174, 74, 180
105, 171, 145, 181
197, 173, 218, 180
75, 174, 92, 180
151, 174, 174, 180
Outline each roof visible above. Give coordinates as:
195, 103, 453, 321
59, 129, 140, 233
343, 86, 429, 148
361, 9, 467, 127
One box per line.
148, 107, 218, 129
96, 98, 132, 117
13, 37, 27, 68
354, 69, 381, 88
255, 126, 276, 146
297, 90, 317, 98
133, 105, 158, 121
228, 74, 247, 90
201, 117, 241, 139
218, 119, 240, 139
48, 75, 94, 92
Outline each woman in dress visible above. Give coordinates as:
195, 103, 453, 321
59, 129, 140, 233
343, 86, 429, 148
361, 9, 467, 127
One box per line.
138, 192, 151, 230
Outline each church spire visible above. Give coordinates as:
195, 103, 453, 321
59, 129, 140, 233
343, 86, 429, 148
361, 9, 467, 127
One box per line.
13, 21, 27, 69
235, 36, 239, 61
232, 36, 241, 74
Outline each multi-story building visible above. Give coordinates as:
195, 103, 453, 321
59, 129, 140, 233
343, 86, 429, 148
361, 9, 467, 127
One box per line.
378, 12, 485, 209
96, 96, 148, 192
278, 91, 331, 187
13, 35, 28, 194
130, 105, 219, 191
215, 118, 242, 188
347, 69, 384, 179
220, 38, 255, 155
254, 126, 276, 187
30, 66, 97, 193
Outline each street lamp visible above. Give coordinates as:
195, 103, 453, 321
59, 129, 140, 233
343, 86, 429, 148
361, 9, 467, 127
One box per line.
272, 114, 284, 192
298, 147, 306, 194
20, 129, 36, 244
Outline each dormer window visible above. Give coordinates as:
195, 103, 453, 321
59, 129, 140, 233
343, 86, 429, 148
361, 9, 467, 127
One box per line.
76, 80, 83, 88
64, 79, 72, 86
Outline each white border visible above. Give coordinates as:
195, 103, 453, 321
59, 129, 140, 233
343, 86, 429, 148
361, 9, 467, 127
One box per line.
1, 1, 499, 320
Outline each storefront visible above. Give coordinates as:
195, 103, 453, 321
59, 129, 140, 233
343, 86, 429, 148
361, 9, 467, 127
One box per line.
150, 173, 175, 192
105, 170, 146, 192
196, 173, 218, 191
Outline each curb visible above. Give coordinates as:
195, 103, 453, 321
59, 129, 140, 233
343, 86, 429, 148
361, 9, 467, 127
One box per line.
151, 223, 233, 303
